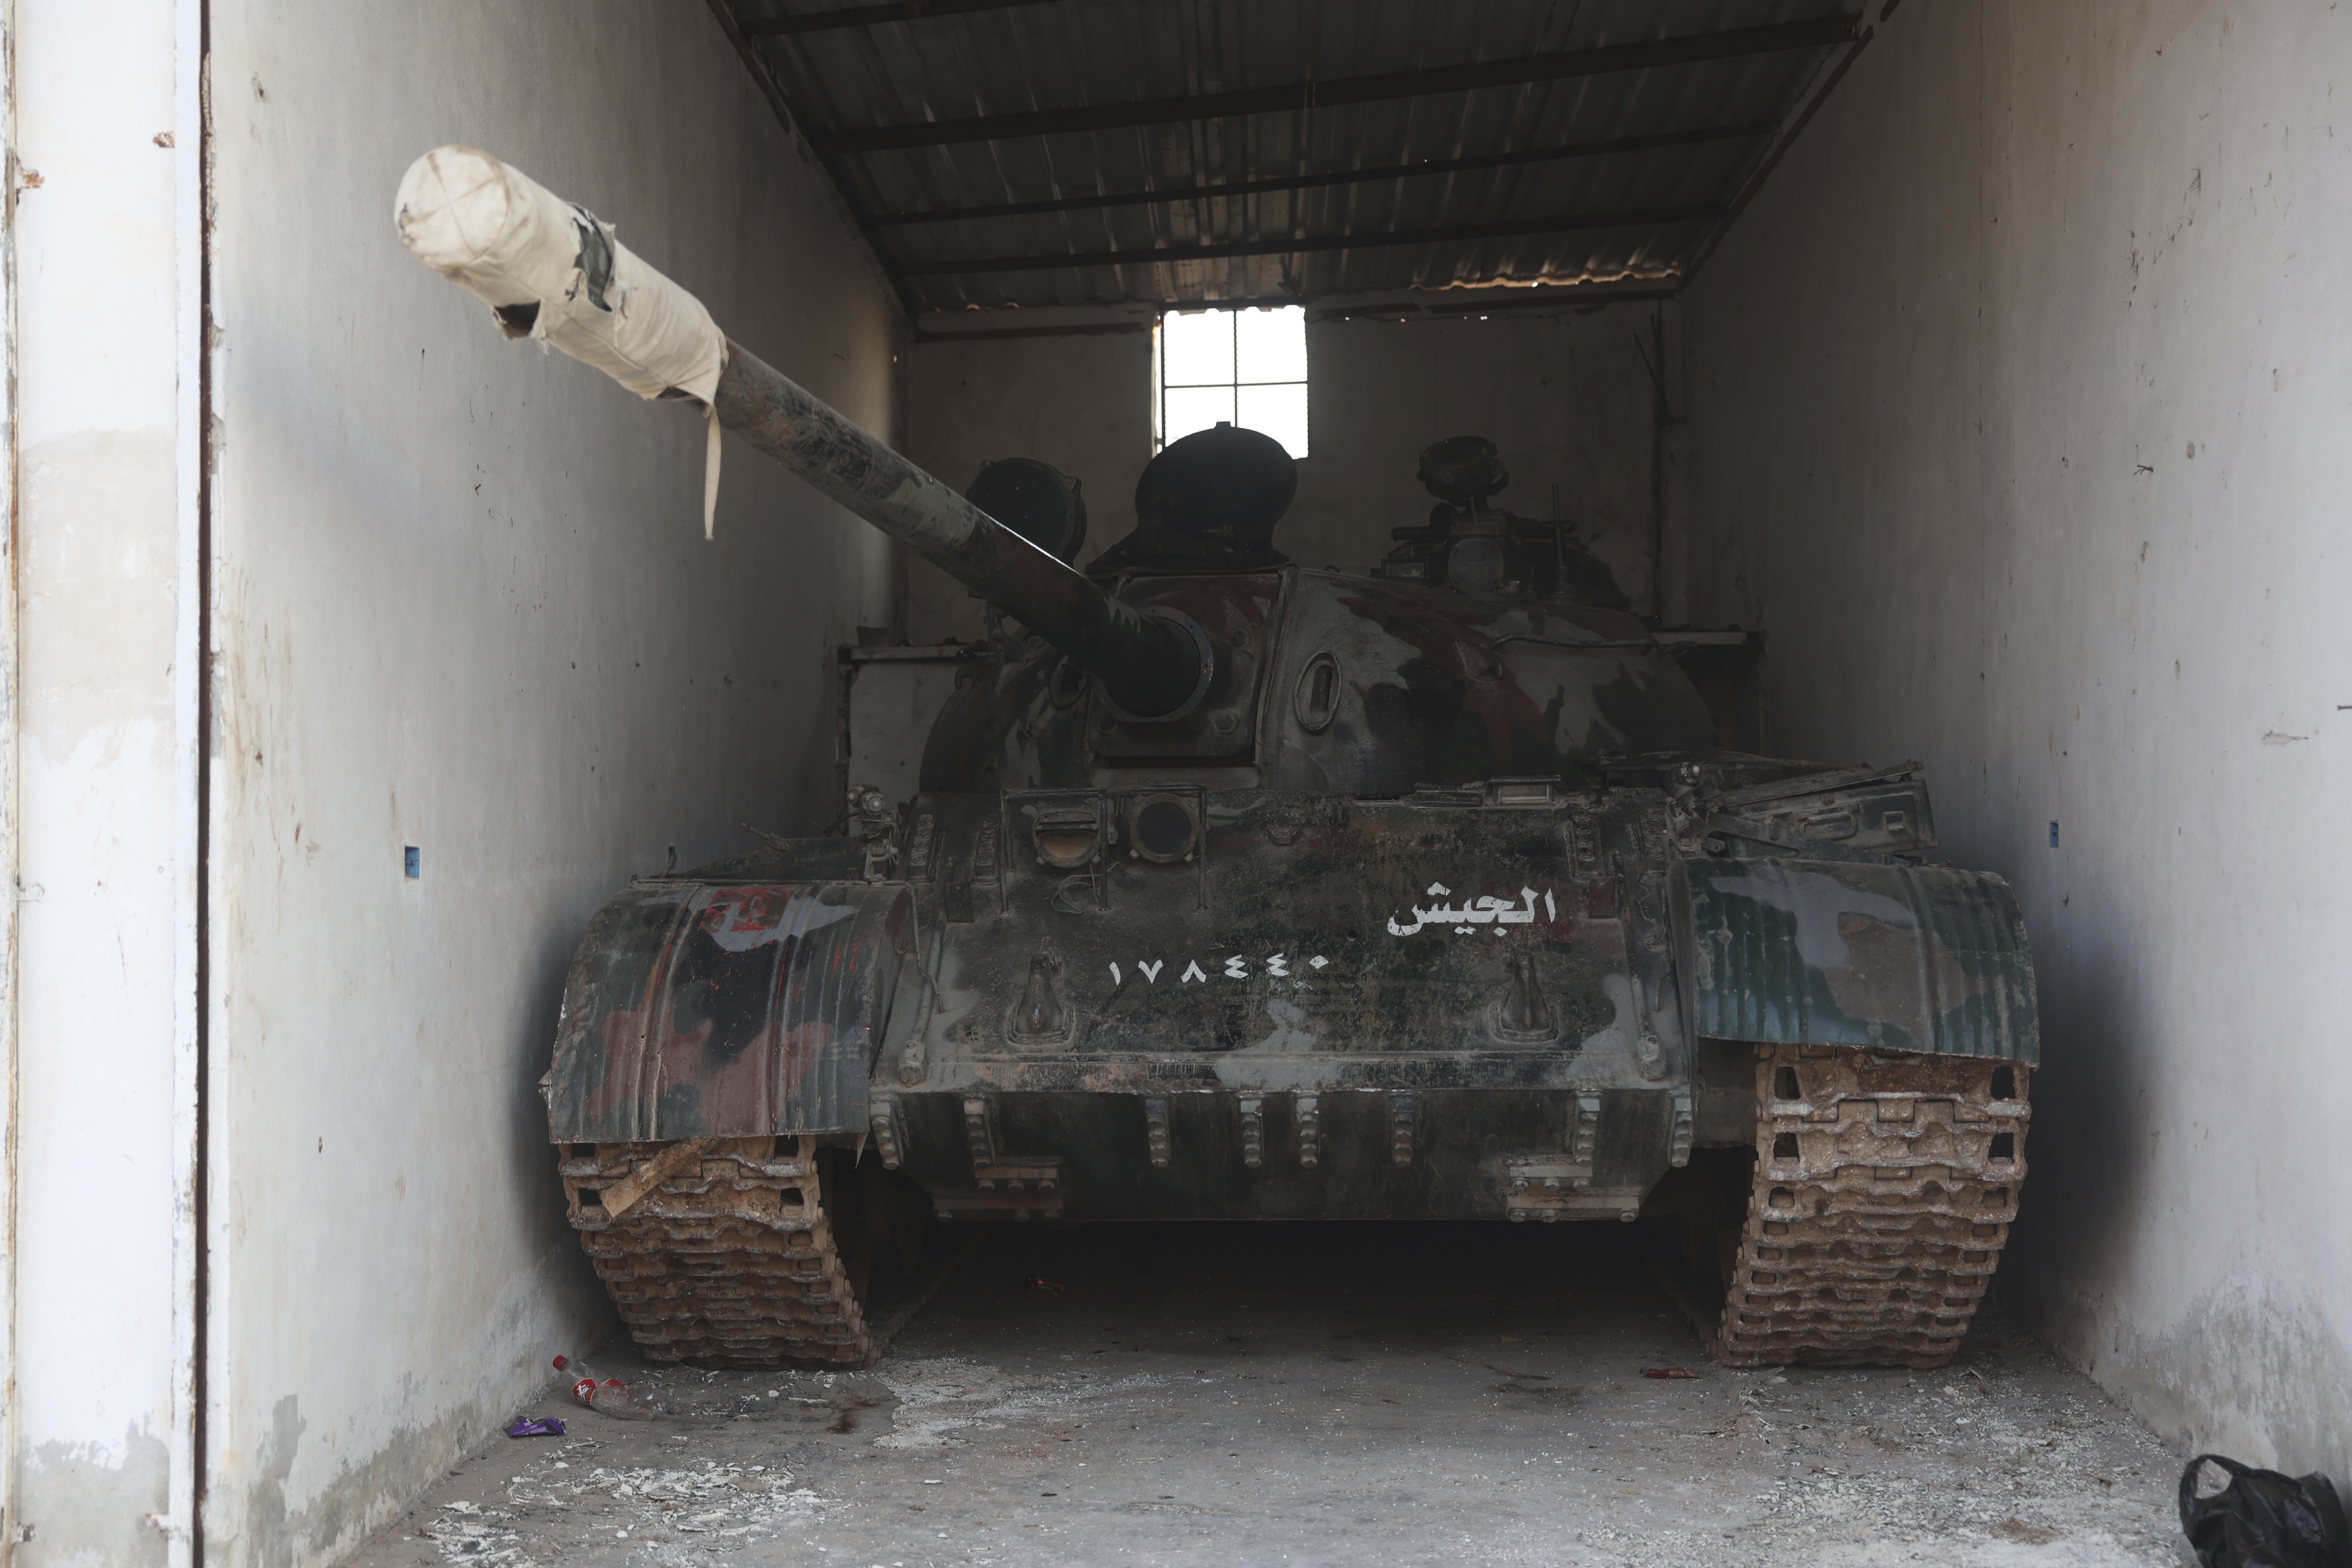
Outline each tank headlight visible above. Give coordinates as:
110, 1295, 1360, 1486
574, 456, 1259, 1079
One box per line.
1127, 794, 1199, 863
1031, 802, 1106, 868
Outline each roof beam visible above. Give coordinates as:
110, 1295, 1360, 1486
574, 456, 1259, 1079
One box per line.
889, 204, 1726, 277
868, 121, 1773, 226
743, 0, 1050, 37
1311, 284, 1681, 321
814, 16, 1860, 155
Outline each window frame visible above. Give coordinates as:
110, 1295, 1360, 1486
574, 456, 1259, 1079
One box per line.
1153, 304, 1309, 457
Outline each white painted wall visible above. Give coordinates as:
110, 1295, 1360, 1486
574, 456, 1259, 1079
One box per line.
0, 4, 909, 1564
12, 0, 203, 1562
1684, 0, 2352, 1475
899, 307, 1668, 643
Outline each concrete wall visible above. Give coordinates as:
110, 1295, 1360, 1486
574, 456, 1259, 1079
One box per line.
12, 2, 900, 1562
202, 7, 900, 1559
1684, 0, 2352, 1473
11, 0, 205, 1562
899, 305, 1668, 643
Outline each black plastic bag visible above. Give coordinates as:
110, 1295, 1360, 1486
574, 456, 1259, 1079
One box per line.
2180, 1453, 2352, 1568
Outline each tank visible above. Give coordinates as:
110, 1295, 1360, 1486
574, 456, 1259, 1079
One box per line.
399, 152, 2036, 1371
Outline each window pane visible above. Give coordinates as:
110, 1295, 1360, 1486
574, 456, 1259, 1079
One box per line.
1236, 381, 1309, 459
1233, 305, 1306, 384
1160, 309, 1233, 386
1163, 384, 1236, 447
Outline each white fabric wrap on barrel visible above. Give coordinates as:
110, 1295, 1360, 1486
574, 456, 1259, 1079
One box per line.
394, 145, 730, 536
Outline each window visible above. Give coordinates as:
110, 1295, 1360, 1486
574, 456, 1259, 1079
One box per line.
1155, 305, 1308, 458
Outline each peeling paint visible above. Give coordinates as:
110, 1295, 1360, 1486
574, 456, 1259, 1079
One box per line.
20, 1427, 172, 1568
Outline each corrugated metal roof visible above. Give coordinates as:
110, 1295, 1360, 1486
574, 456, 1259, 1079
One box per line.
720, 0, 1863, 311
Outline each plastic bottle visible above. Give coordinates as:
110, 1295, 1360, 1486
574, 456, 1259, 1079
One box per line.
553, 1354, 646, 1419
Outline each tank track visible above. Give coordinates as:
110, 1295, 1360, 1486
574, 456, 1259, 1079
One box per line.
1717, 1043, 2030, 1368
558, 1136, 879, 1366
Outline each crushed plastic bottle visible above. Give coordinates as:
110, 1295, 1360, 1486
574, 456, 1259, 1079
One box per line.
553, 1354, 648, 1419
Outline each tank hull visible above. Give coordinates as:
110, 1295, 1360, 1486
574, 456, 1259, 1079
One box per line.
543, 756, 2037, 1367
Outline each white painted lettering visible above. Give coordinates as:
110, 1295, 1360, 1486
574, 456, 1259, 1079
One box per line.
1392, 879, 1564, 936
1138, 960, 1164, 983
1223, 956, 1249, 980
1181, 960, 1208, 983
1266, 953, 1290, 977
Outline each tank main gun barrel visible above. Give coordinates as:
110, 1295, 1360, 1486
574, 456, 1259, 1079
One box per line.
394, 145, 1209, 723
709, 344, 1210, 721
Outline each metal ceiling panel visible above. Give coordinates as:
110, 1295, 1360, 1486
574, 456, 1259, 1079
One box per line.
721, 0, 1863, 309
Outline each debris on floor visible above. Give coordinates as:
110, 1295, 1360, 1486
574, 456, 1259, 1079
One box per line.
349, 1224, 2195, 1568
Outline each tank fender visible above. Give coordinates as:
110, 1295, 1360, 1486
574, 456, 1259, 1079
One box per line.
1668, 857, 2038, 1063
544, 880, 913, 1142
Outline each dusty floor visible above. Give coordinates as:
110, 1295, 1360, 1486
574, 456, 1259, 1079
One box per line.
349, 1224, 2192, 1568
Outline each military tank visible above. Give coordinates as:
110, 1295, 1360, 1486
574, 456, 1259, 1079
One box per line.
398, 148, 2038, 1371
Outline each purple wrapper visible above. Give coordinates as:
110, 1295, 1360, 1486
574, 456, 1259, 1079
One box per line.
505, 1417, 568, 1437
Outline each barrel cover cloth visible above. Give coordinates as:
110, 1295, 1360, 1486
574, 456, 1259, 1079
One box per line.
1670, 857, 2037, 1063
545, 882, 913, 1141
395, 146, 726, 405
395, 146, 730, 533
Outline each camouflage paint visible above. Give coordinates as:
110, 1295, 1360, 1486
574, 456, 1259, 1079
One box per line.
1672, 857, 2038, 1063
544, 881, 912, 1140
919, 567, 1716, 796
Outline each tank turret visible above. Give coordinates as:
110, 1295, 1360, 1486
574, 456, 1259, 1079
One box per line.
920, 422, 1714, 796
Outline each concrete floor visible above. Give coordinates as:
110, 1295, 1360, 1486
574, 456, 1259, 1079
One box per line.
350, 1224, 2192, 1568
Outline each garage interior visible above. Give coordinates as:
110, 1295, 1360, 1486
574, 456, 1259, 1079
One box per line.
17, 1, 2349, 1565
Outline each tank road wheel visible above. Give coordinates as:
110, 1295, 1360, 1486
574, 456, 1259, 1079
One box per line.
558, 1136, 876, 1366
1716, 1043, 2031, 1368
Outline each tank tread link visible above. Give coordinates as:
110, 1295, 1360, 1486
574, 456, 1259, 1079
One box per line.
561, 1138, 877, 1366
1718, 1044, 2030, 1366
